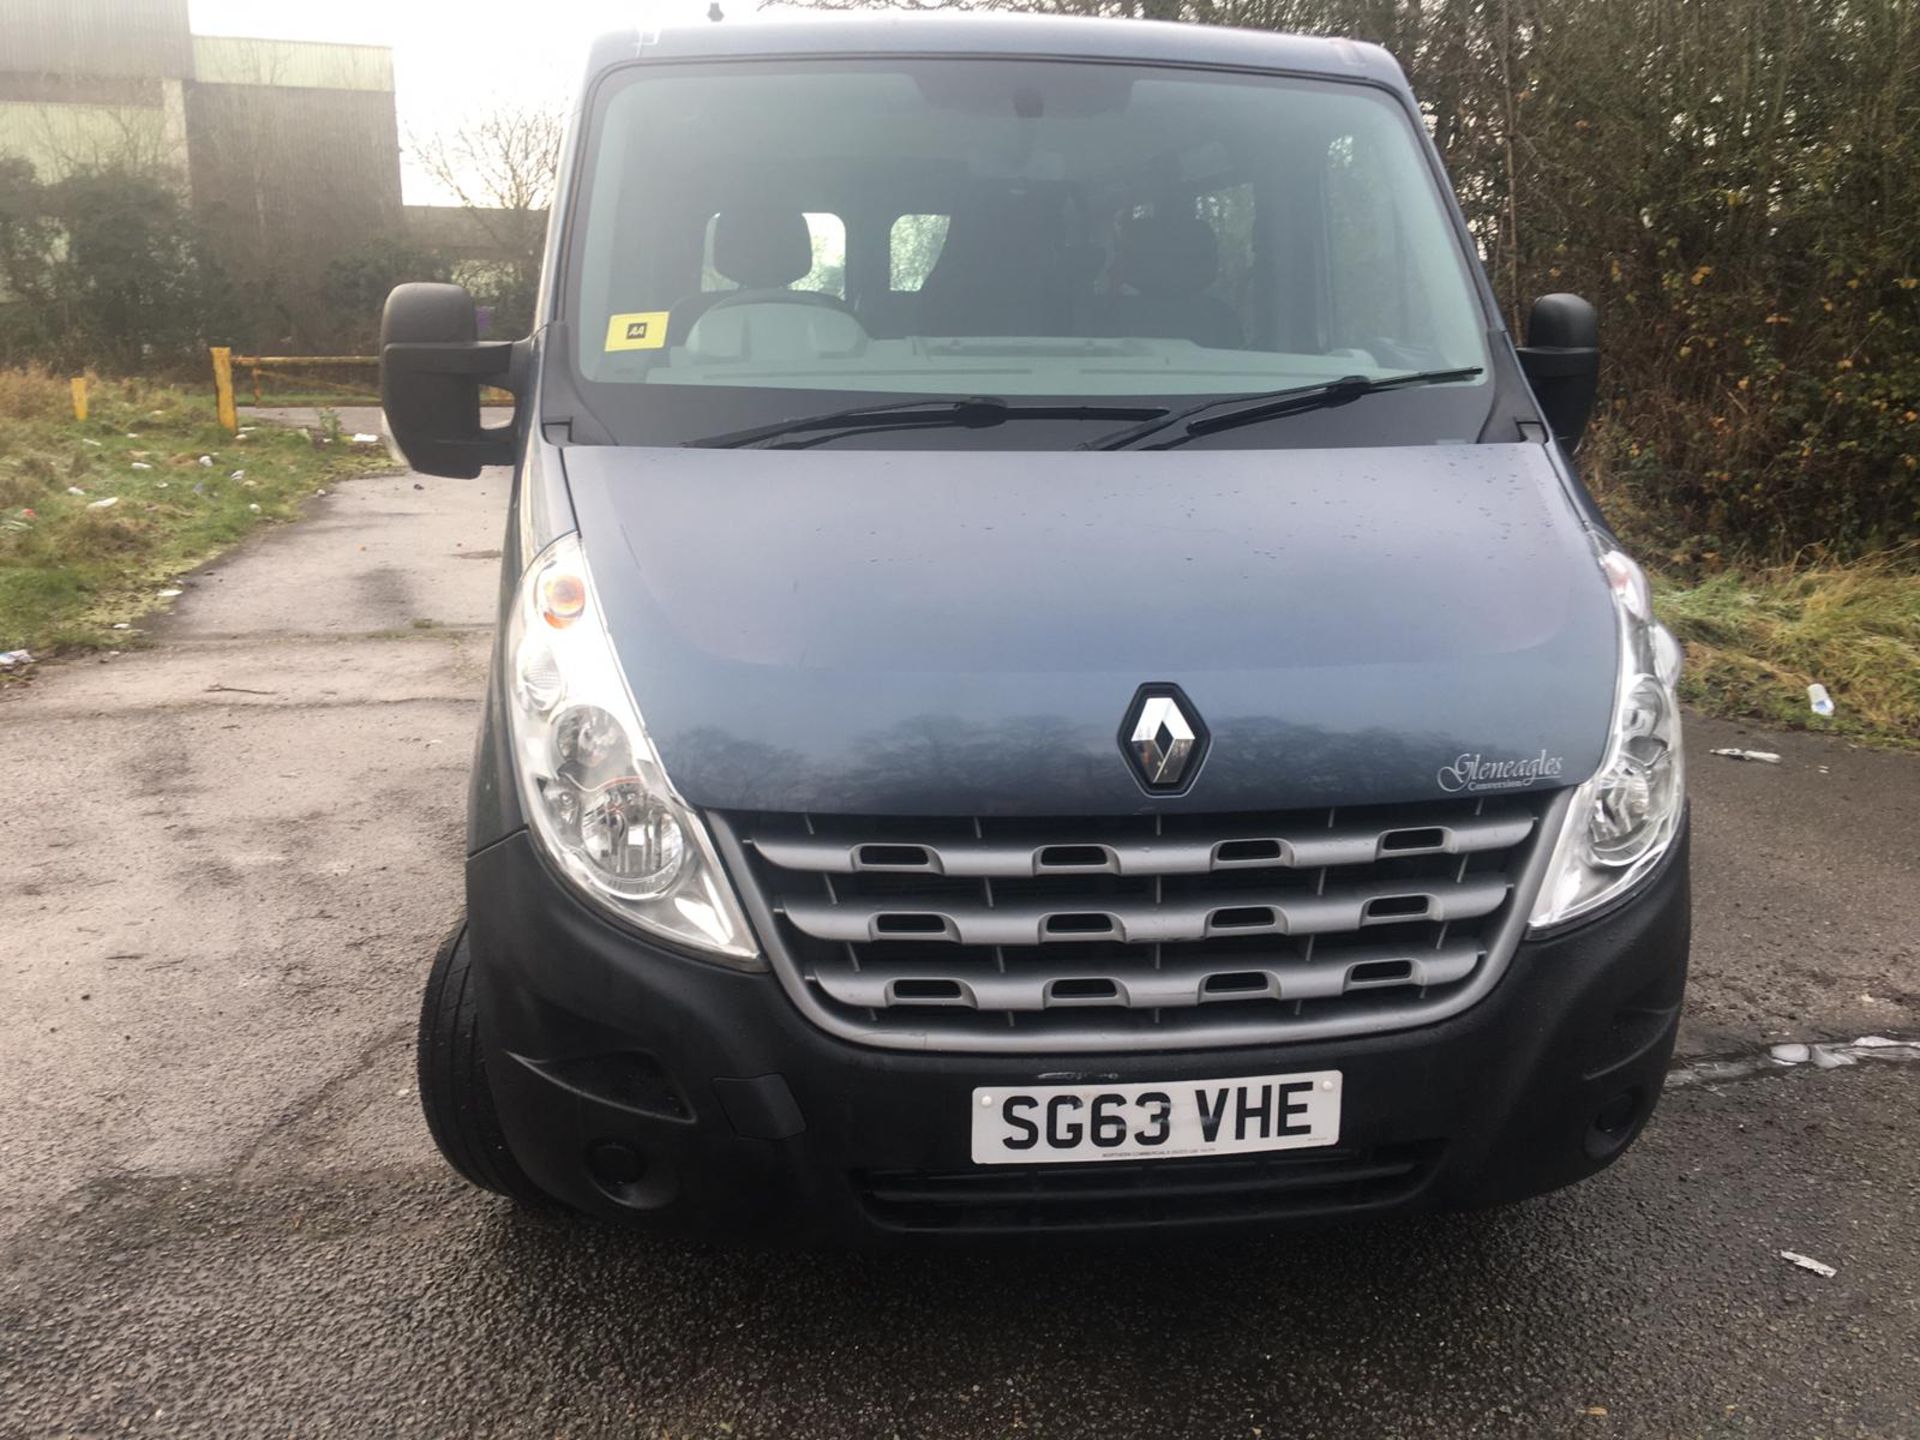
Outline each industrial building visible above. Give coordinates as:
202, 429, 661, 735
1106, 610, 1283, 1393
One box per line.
1, 0, 407, 349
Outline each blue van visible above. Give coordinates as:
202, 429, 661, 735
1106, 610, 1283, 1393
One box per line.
382, 15, 1689, 1241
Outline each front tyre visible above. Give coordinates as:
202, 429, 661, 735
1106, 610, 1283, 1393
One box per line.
416, 920, 549, 1205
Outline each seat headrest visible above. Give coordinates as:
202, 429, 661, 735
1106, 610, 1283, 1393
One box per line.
711, 207, 814, 288
1116, 214, 1219, 298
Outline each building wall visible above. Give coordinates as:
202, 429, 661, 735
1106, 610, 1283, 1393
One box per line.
0, 82, 185, 181
406, 204, 551, 266
0, 0, 194, 80
190, 36, 394, 93
0, 6, 403, 349
184, 64, 403, 347
0, 0, 193, 181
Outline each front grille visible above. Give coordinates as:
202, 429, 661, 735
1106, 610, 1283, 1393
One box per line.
716, 793, 1555, 1053
854, 1143, 1443, 1233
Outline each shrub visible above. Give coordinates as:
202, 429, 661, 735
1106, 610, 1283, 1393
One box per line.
0, 165, 213, 372
322, 239, 451, 353
0, 366, 69, 422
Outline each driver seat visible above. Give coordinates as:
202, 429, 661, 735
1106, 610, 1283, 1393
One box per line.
668, 207, 850, 346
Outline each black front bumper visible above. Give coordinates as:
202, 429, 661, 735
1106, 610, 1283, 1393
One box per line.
466, 826, 1690, 1245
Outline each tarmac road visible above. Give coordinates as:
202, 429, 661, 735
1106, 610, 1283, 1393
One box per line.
2, 445, 1917, 1438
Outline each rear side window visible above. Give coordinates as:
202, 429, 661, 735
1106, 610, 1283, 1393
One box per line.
888, 213, 951, 291
1192, 183, 1257, 332
1325, 132, 1446, 355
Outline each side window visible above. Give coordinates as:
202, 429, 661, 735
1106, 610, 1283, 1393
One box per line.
1193, 183, 1255, 312
796, 212, 847, 296
700, 211, 848, 296
1325, 133, 1414, 350
888, 213, 950, 291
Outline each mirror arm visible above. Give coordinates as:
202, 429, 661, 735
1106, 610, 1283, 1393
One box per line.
1514, 344, 1595, 379
382, 340, 521, 378
381, 336, 533, 474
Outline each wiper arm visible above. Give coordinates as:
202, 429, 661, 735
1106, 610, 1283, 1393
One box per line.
1079, 368, 1485, 452
685, 396, 1167, 450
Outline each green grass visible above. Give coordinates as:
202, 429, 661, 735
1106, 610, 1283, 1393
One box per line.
0, 370, 394, 659
1655, 548, 1920, 748
242, 390, 381, 407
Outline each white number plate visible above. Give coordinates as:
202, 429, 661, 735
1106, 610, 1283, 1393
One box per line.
970, 1071, 1342, 1165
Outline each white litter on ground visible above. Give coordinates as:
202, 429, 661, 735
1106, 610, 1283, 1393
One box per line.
1780, 1251, 1837, 1278
1669, 1036, 1920, 1089
1710, 747, 1782, 764
87, 496, 119, 509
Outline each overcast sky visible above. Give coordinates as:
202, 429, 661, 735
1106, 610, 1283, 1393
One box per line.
186, 0, 737, 202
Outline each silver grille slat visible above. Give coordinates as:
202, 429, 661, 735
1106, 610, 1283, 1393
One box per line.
751, 808, 1533, 878
817, 939, 1485, 1011
782, 874, 1512, 946
716, 794, 1555, 1052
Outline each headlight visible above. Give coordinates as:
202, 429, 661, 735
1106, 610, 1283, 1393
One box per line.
505, 532, 760, 966
1528, 546, 1687, 929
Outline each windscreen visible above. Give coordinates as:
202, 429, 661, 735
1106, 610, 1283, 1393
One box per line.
565, 57, 1494, 448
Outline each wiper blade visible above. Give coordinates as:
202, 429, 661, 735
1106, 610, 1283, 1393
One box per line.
1079, 367, 1485, 451
685, 396, 1167, 449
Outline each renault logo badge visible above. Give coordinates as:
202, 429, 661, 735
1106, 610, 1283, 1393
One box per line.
1121, 685, 1208, 792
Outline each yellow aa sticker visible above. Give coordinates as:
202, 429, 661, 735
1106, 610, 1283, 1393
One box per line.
604, 311, 670, 351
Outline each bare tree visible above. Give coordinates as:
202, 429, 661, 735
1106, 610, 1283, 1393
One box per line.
20, 97, 186, 189
412, 105, 564, 333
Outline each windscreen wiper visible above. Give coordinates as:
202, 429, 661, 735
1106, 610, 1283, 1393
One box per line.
1078, 367, 1485, 452
685, 396, 1169, 450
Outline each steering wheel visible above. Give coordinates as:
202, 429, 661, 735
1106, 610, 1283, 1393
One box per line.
701, 287, 866, 328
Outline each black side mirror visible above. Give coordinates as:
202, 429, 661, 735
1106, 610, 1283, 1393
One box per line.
380, 283, 527, 478
1516, 293, 1600, 452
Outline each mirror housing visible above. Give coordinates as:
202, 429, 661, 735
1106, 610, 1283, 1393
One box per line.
1517, 293, 1600, 452
380, 283, 527, 478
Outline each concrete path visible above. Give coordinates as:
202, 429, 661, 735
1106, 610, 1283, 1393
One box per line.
1, 455, 1916, 1437
1683, 711, 1920, 1052
0, 465, 503, 1253
240, 404, 514, 440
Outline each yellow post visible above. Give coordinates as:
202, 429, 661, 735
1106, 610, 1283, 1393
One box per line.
69, 376, 88, 422
210, 346, 238, 434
